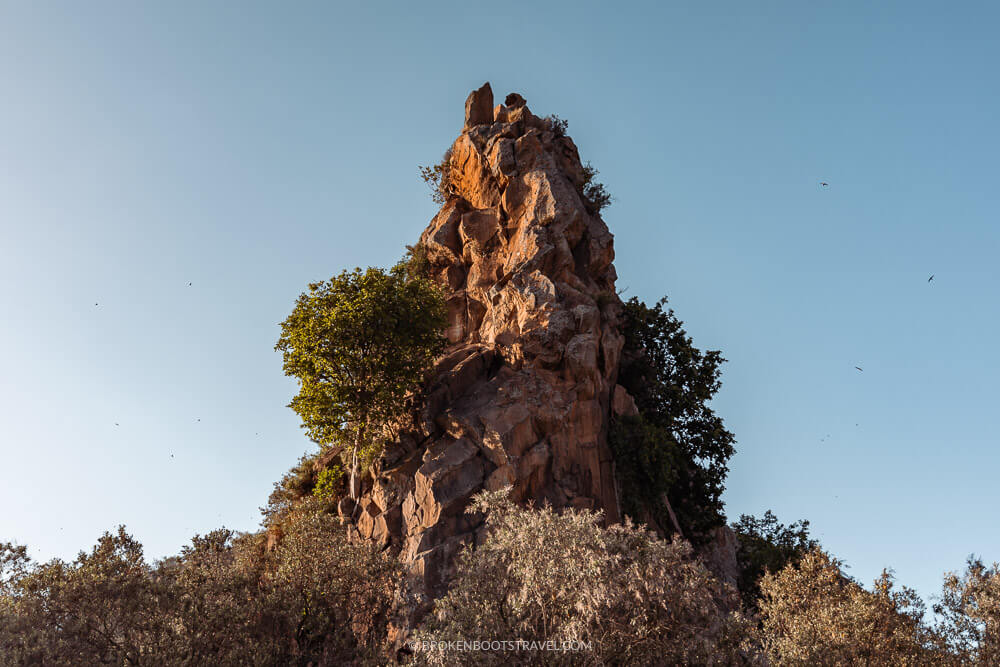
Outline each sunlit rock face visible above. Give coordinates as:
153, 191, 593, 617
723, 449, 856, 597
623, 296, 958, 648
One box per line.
350, 82, 629, 619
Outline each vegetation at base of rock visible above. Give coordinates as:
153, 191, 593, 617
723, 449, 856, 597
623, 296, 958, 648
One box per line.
615, 296, 736, 542
608, 414, 680, 534
5, 499, 1000, 664
312, 464, 345, 501
757, 549, 953, 665
262, 451, 320, 522
419, 148, 454, 205
0, 508, 403, 665
275, 266, 447, 499
412, 488, 756, 666
732, 510, 818, 611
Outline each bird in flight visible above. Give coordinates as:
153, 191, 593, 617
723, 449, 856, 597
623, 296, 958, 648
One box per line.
114, 422, 119, 426
820, 182, 829, 187
855, 366, 863, 372
928, 275, 934, 283
188, 282, 192, 286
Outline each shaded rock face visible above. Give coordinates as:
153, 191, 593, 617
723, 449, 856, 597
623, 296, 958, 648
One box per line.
351, 83, 626, 609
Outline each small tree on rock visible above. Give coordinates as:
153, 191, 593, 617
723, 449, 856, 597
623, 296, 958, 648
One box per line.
276, 266, 446, 499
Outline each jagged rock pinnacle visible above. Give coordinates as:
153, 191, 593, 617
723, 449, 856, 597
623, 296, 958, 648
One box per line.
352, 84, 631, 638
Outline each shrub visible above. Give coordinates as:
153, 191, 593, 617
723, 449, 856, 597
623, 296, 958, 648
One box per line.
0, 509, 404, 665
262, 451, 320, 522
419, 148, 454, 205
757, 549, 948, 665
544, 114, 569, 137
395, 242, 432, 282
581, 162, 613, 214
413, 489, 754, 666
732, 510, 817, 611
935, 557, 1000, 664
313, 464, 345, 501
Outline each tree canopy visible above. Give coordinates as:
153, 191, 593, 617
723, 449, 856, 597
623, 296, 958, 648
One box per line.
615, 296, 736, 540
275, 265, 446, 497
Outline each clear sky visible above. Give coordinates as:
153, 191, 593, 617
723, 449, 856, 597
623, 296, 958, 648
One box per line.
2, 1, 998, 603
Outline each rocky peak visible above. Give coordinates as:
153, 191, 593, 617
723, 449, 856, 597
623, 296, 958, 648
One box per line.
349, 83, 632, 616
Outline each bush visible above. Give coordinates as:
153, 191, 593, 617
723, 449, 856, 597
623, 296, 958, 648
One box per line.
419, 148, 454, 205
413, 489, 754, 666
581, 162, 613, 214
544, 114, 569, 137
313, 464, 345, 501
262, 451, 320, 522
732, 510, 817, 611
757, 549, 948, 665
395, 242, 432, 282
935, 557, 1000, 664
0, 507, 404, 665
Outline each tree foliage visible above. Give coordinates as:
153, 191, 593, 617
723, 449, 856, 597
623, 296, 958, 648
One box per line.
935, 557, 1000, 664
757, 549, 950, 666
732, 510, 818, 611
276, 266, 447, 497
615, 296, 736, 540
0, 507, 403, 665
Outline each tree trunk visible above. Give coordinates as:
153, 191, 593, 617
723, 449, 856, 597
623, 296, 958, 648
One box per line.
349, 428, 363, 500
661, 492, 684, 539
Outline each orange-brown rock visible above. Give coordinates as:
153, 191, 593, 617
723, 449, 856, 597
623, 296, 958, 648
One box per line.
351, 83, 626, 628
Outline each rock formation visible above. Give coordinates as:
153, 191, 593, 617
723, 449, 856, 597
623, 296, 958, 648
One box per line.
343, 84, 738, 635
345, 82, 631, 608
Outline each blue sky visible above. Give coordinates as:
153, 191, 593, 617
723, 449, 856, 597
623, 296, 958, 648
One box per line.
1, 1, 998, 602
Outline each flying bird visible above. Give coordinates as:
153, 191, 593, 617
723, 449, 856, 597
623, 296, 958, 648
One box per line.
855, 366, 863, 372
928, 275, 934, 283
188, 282, 192, 286
820, 182, 829, 187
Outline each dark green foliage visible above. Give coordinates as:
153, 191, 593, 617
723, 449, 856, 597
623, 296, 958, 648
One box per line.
418, 148, 454, 205
616, 296, 736, 542
732, 510, 817, 611
275, 266, 447, 497
581, 161, 613, 214
609, 415, 681, 534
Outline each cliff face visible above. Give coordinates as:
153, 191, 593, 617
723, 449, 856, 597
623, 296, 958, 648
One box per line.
348, 83, 632, 605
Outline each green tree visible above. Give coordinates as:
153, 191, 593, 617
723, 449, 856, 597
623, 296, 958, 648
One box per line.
276, 266, 447, 499
731, 510, 818, 611
616, 296, 736, 540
